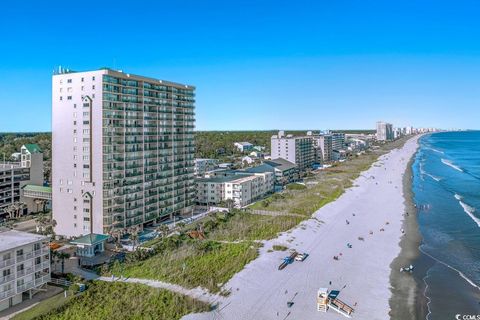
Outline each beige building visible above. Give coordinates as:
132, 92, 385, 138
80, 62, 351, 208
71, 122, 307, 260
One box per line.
0, 230, 50, 312
52, 68, 195, 237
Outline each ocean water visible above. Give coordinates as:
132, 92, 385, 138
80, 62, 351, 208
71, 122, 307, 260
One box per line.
412, 131, 480, 319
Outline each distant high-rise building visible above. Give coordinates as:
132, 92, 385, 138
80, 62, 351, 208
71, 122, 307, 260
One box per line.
271, 131, 315, 170
313, 134, 333, 163
52, 68, 195, 237
331, 133, 346, 151
376, 121, 394, 141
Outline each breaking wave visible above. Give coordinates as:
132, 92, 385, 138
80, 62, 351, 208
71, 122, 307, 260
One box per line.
441, 159, 463, 172
459, 201, 480, 228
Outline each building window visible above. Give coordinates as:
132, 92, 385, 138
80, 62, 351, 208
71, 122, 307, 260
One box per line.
67, 79, 72, 83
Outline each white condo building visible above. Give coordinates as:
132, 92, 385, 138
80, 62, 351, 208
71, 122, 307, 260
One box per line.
52, 68, 195, 238
0, 230, 50, 312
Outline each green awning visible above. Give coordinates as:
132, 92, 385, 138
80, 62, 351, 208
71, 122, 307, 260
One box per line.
70, 234, 109, 246
22, 185, 52, 194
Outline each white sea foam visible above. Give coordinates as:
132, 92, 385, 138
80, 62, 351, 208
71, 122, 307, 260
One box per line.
459, 201, 480, 228
420, 246, 480, 292
441, 158, 463, 172
425, 173, 441, 182
426, 147, 445, 154
454, 193, 463, 201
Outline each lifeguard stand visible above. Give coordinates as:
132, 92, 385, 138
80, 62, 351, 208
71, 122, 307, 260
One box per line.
317, 288, 329, 312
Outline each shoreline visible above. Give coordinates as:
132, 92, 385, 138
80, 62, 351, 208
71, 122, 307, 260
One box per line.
184, 136, 420, 320
388, 135, 430, 319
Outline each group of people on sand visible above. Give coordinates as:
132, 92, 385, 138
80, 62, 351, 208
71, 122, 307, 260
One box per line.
334, 215, 391, 261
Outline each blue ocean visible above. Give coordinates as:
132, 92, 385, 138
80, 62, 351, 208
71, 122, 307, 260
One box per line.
412, 131, 480, 319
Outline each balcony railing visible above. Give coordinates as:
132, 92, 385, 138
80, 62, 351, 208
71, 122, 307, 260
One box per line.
34, 261, 50, 272
17, 280, 34, 292
34, 274, 50, 287
0, 274, 14, 285
0, 257, 15, 269
16, 266, 34, 278
0, 288, 15, 300
16, 251, 34, 262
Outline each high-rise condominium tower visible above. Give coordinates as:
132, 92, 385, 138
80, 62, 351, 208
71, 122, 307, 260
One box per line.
52, 68, 195, 237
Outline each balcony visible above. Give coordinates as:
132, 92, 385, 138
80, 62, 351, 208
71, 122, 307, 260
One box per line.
16, 251, 34, 262
0, 274, 14, 285
0, 288, 15, 300
34, 261, 50, 272
0, 257, 15, 268
16, 266, 34, 278
34, 274, 50, 287
17, 280, 34, 292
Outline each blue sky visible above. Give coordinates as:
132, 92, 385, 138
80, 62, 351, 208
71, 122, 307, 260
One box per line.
1, 0, 479, 131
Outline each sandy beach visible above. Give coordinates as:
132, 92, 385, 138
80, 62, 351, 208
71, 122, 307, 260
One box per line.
183, 135, 420, 320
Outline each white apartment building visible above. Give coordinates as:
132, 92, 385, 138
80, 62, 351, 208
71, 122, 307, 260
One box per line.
376, 121, 394, 141
234, 142, 253, 153
0, 230, 50, 312
196, 171, 274, 207
271, 131, 315, 170
52, 68, 195, 237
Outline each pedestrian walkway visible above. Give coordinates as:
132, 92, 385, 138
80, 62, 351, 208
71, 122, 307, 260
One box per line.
97, 276, 224, 304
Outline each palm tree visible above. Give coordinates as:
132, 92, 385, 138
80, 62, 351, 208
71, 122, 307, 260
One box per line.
128, 227, 139, 251
225, 199, 235, 210
108, 226, 124, 249
34, 199, 43, 213
53, 251, 70, 274
156, 224, 170, 238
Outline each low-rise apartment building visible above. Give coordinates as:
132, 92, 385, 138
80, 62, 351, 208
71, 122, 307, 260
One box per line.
195, 171, 274, 207
0, 230, 50, 312
234, 142, 254, 153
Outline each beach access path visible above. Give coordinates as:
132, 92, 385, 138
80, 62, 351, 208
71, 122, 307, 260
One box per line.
98, 276, 224, 305
183, 135, 420, 320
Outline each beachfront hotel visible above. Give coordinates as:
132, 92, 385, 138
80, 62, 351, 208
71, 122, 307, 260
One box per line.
271, 131, 315, 170
52, 68, 195, 238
